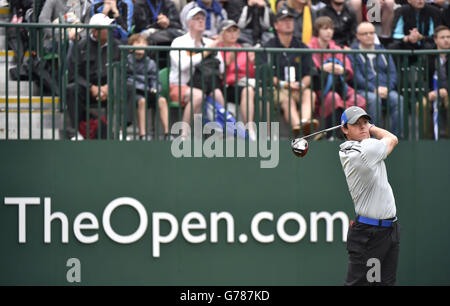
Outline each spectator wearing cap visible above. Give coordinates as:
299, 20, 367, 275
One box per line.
317, 0, 358, 48
218, 19, 257, 139
235, 0, 275, 46
278, 0, 316, 44
263, 8, 318, 137
170, 7, 225, 137
180, 0, 228, 38
65, 13, 134, 139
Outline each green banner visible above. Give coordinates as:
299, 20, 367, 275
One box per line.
0, 141, 449, 285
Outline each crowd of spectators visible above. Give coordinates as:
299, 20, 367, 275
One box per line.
264, 8, 317, 137
308, 16, 366, 137
2, 0, 450, 139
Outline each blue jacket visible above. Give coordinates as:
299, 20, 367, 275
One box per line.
127, 54, 161, 93
349, 43, 398, 93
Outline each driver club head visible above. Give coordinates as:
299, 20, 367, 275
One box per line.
291, 138, 309, 157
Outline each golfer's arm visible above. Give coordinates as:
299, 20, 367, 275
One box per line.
369, 125, 398, 156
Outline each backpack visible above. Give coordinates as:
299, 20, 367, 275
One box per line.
313, 57, 349, 99
78, 113, 108, 139
190, 53, 222, 94
203, 96, 247, 139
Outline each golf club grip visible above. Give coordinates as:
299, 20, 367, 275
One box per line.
301, 124, 342, 139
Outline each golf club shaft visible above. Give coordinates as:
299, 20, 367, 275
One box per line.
301, 124, 342, 139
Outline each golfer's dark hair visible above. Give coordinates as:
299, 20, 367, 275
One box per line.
313, 16, 334, 37
342, 124, 348, 140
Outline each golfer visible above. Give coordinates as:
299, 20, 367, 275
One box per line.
339, 106, 400, 286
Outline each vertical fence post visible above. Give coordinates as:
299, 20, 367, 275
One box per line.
5, 26, 8, 139
17, 26, 21, 139
417, 56, 424, 139
38, 27, 44, 139
107, 27, 113, 140
122, 47, 128, 140
401, 55, 409, 139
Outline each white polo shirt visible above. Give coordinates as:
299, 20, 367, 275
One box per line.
169, 32, 224, 86
339, 138, 396, 220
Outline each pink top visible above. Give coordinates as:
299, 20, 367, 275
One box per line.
307, 37, 354, 80
219, 43, 255, 86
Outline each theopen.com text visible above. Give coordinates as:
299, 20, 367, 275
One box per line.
4, 197, 349, 257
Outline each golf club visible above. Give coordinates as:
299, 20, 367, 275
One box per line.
299, 124, 343, 140
291, 124, 343, 157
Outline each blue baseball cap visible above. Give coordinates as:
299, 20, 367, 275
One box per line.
341, 106, 371, 125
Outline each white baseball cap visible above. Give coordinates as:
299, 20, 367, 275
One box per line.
186, 7, 206, 21
89, 13, 114, 26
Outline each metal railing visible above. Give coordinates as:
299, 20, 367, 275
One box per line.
1, 22, 449, 141
119, 45, 450, 141
0, 23, 116, 140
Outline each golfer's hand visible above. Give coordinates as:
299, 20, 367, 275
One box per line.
369, 124, 398, 156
